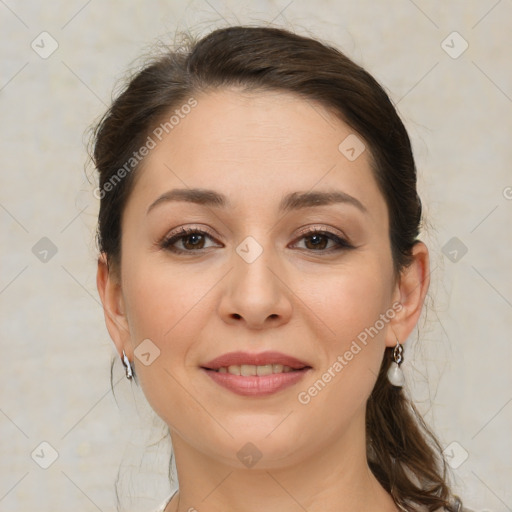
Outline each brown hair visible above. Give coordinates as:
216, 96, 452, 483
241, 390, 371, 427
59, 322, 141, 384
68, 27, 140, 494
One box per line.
91, 25, 462, 511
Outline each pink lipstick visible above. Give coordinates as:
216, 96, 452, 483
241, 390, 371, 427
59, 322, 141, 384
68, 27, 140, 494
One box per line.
201, 351, 312, 397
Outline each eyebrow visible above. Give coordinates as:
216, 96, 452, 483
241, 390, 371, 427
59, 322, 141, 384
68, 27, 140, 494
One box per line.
146, 188, 368, 215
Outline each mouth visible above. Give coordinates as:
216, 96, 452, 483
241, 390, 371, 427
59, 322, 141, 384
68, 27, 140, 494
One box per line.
201, 350, 312, 372
200, 351, 312, 396
204, 363, 309, 375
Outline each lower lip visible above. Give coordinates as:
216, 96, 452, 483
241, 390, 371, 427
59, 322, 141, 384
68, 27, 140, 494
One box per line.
201, 368, 311, 396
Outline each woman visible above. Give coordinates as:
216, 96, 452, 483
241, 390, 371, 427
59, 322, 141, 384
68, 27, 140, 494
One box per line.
93, 25, 474, 512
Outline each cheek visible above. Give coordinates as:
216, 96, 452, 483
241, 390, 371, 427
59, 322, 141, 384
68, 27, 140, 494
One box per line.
120, 260, 215, 421
120, 242, 394, 435
297, 260, 391, 402
305, 258, 391, 346
123, 257, 206, 340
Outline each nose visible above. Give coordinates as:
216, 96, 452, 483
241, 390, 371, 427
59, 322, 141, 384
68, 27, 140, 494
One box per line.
217, 240, 293, 330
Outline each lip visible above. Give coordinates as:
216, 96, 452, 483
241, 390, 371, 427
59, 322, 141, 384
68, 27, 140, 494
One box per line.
202, 351, 311, 370
200, 350, 312, 397
202, 367, 311, 396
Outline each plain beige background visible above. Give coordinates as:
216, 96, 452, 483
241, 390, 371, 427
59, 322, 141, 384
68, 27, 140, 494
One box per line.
1, 1, 511, 511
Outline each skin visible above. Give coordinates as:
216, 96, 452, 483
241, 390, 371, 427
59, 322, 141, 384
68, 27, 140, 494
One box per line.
97, 88, 429, 512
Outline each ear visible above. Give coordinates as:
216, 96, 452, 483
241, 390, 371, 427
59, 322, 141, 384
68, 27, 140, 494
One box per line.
385, 240, 430, 348
96, 252, 132, 359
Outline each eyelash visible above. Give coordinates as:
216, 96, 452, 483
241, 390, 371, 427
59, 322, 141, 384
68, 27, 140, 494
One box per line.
159, 225, 354, 255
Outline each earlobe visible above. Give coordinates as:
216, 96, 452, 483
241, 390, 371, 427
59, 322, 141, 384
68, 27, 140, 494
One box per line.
96, 253, 132, 358
385, 241, 430, 348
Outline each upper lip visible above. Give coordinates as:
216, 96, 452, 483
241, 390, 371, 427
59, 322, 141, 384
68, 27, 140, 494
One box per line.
202, 351, 311, 370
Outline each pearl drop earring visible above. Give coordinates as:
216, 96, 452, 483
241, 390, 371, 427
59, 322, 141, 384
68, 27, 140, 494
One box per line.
387, 337, 405, 387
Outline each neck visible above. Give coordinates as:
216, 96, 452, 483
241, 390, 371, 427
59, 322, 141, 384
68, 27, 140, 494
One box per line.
165, 411, 398, 512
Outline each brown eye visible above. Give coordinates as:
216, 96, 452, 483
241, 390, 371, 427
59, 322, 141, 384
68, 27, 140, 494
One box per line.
292, 228, 353, 252
160, 227, 221, 254
303, 233, 329, 250
181, 232, 206, 250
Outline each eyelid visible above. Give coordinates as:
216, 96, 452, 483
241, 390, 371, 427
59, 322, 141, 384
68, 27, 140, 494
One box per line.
293, 224, 348, 240
161, 225, 223, 250
289, 224, 352, 249
163, 225, 346, 241
160, 223, 353, 254
165, 224, 219, 242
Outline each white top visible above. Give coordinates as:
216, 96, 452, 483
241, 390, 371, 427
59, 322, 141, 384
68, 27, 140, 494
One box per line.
155, 490, 177, 512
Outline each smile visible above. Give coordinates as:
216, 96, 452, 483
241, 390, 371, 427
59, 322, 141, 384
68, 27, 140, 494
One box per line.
201, 366, 311, 396
214, 364, 300, 375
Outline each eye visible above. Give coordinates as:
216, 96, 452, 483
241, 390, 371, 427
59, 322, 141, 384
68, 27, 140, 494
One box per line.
160, 227, 221, 254
159, 225, 354, 255
291, 227, 354, 252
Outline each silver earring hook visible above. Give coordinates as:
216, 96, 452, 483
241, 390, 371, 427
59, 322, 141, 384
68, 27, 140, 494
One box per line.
393, 337, 403, 365
122, 350, 133, 379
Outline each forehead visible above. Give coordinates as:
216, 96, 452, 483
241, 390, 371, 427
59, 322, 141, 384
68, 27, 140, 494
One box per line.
128, 88, 386, 221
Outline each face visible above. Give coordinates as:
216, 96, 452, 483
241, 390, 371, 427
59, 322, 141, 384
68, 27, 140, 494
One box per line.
102, 88, 407, 470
